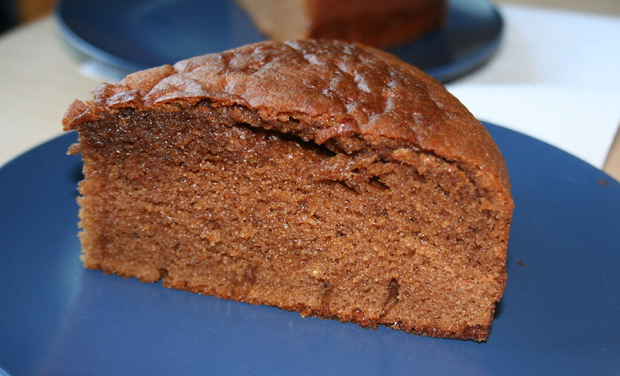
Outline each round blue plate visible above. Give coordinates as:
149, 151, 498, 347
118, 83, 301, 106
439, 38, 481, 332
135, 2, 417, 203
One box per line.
1, 123, 619, 375
54, 0, 503, 83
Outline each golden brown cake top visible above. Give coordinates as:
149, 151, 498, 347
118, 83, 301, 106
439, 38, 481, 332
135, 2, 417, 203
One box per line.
63, 39, 511, 192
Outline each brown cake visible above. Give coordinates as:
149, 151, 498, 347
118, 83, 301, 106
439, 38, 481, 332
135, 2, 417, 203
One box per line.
63, 40, 513, 341
234, 0, 446, 48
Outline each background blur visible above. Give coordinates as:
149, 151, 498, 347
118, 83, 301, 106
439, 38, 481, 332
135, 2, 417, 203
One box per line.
2, 0, 620, 35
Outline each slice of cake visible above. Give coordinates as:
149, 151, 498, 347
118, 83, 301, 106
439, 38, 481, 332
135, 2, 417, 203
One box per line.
234, 0, 446, 48
63, 40, 513, 341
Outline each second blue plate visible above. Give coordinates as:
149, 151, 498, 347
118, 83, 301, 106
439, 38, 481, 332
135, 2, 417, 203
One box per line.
55, 0, 503, 82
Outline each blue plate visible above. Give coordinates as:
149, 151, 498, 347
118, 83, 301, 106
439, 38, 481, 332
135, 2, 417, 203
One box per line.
54, 0, 503, 83
1, 122, 619, 375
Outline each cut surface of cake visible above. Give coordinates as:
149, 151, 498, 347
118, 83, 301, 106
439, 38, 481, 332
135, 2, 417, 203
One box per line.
234, 0, 446, 48
63, 40, 513, 341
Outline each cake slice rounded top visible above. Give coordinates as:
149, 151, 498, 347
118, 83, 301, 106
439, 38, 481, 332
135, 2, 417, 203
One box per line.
63, 39, 512, 197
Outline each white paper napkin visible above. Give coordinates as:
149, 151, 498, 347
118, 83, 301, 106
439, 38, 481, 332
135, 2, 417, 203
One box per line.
447, 4, 620, 169
448, 84, 620, 168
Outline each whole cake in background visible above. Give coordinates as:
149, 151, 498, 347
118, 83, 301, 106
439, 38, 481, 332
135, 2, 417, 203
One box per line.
63, 39, 513, 341
234, 0, 446, 48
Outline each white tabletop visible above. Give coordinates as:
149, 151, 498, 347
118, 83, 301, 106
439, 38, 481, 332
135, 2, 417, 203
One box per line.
447, 4, 620, 172
1, 1, 619, 181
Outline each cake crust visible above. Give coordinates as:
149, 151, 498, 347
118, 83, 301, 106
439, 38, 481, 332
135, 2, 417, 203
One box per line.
64, 40, 510, 190
64, 40, 513, 341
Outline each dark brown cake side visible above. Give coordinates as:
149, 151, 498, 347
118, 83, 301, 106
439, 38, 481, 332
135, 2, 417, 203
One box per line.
63, 40, 513, 341
234, 0, 446, 48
